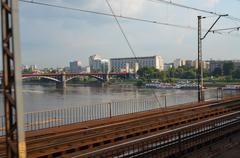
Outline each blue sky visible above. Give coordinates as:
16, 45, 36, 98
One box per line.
15, 0, 240, 68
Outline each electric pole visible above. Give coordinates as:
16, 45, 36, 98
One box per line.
197, 16, 203, 102
197, 14, 228, 102
1, 0, 26, 157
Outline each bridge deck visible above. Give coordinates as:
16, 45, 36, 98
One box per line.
0, 96, 240, 158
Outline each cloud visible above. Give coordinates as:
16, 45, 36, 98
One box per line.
204, 0, 220, 8
176, 34, 185, 45
83, 0, 145, 16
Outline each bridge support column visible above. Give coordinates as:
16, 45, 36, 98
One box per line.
56, 81, 66, 89
105, 74, 109, 82
56, 73, 67, 89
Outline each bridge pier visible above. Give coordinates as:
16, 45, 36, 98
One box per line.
56, 81, 66, 89
56, 73, 67, 89
103, 74, 109, 82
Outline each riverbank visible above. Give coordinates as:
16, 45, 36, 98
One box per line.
21, 79, 240, 89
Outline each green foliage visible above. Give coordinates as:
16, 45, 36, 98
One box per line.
233, 69, 240, 79
136, 64, 239, 81
137, 67, 160, 79
22, 68, 32, 74
223, 62, 234, 76
166, 66, 197, 79
137, 66, 199, 80
212, 67, 222, 77
136, 80, 144, 87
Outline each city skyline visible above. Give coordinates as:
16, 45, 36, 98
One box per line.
1, 0, 240, 68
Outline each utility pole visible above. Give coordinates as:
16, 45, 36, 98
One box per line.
197, 16, 203, 102
197, 14, 228, 102
1, 0, 26, 157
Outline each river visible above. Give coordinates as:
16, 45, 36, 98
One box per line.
0, 84, 238, 115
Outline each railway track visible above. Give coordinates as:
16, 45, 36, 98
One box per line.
1, 96, 240, 158
71, 111, 240, 158
24, 98, 240, 157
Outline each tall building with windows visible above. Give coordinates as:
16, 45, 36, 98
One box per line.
209, 60, 240, 73
110, 55, 164, 73
69, 60, 82, 73
173, 58, 186, 68
89, 54, 110, 73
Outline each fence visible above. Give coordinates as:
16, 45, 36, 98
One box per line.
0, 89, 238, 136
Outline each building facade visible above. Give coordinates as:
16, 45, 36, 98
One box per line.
173, 58, 185, 68
69, 61, 82, 73
209, 60, 240, 73
164, 63, 173, 71
185, 60, 193, 68
89, 54, 110, 73
110, 55, 164, 73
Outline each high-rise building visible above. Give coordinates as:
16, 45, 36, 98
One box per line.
173, 58, 185, 68
110, 55, 164, 73
164, 63, 173, 71
69, 60, 82, 73
89, 54, 110, 73
185, 60, 193, 68
209, 60, 240, 73
193, 60, 210, 70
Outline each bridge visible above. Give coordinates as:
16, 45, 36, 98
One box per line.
0, 72, 132, 88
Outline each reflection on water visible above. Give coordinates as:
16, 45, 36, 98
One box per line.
0, 84, 239, 115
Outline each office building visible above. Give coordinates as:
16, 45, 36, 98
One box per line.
110, 55, 164, 73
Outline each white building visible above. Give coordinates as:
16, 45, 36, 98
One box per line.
164, 63, 173, 71
29, 65, 37, 71
89, 54, 110, 73
173, 58, 186, 68
69, 60, 82, 73
110, 55, 164, 73
22, 65, 29, 71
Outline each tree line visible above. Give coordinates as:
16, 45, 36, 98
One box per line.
137, 61, 240, 81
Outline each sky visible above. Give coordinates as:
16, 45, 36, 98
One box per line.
9, 0, 240, 68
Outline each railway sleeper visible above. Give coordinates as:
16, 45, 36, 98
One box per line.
29, 108, 239, 158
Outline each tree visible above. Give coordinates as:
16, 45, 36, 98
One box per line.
212, 67, 222, 77
159, 71, 167, 81
233, 69, 240, 79
183, 70, 196, 79
223, 62, 234, 76
137, 67, 160, 79
136, 80, 144, 87
166, 67, 176, 78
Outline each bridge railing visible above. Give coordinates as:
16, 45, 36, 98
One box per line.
0, 89, 239, 136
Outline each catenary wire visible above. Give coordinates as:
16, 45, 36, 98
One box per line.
105, 0, 162, 105
19, 0, 196, 30
19, 0, 240, 38
147, 0, 240, 23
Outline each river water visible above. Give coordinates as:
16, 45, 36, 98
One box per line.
0, 84, 238, 115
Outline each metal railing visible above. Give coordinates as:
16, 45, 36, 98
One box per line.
0, 89, 239, 136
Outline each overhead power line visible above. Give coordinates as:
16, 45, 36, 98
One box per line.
104, 0, 137, 59
105, 0, 162, 105
147, 0, 240, 23
19, 0, 240, 38
19, 0, 196, 30
211, 26, 240, 34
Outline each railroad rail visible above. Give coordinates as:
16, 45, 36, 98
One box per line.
0, 95, 240, 157
0, 96, 240, 157
74, 111, 240, 158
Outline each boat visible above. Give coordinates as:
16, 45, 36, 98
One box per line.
223, 85, 240, 90
145, 82, 199, 90
179, 83, 198, 90
145, 83, 177, 89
